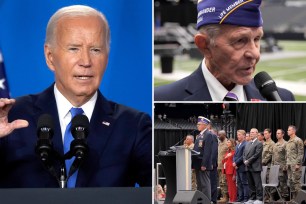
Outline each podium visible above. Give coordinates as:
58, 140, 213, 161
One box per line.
0, 187, 151, 204
158, 146, 200, 204
175, 146, 193, 191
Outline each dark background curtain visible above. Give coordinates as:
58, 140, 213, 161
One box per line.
237, 103, 306, 141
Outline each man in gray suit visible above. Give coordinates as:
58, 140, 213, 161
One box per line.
243, 128, 263, 204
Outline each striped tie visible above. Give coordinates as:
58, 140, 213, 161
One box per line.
224, 92, 239, 101
64, 107, 84, 188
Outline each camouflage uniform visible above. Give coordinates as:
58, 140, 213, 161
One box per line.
286, 136, 304, 197
262, 139, 275, 183
272, 140, 289, 197
218, 139, 228, 198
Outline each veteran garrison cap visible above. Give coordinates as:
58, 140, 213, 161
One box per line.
197, 116, 210, 125
197, 0, 263, 29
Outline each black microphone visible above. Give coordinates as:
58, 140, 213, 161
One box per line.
35, 114, 54, 162
68, 114, 89, 177
254, 71, 282, 101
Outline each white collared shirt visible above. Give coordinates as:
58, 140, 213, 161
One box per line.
200, 128, 207, 136
54, 84, 97, 142
201, 59, 247, 101
251, 138, 258, 144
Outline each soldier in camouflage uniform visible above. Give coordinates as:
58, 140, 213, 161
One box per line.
262, 128, 275, 184
272, 129, 289, 199
217, 130, 228, 202
286, 125, 304, 200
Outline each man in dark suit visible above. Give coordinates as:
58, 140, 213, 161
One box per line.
154, 0, 294, 101
233, 129, 249, 202
209, 125, 218, 204
0, 5, 151, 188
243, 128, 263, 204
193, 116, 215, 202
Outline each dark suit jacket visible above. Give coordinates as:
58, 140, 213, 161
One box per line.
0, 85, 152, 187
233, 141, 247, 172
192, 129, 216, 170
243, 139, 263, 172
211, 133, 218, 169
154, 64, 295, 101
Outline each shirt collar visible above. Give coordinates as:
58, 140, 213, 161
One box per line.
54, 84, 97, 122
200, 128, 207, 135
201, 59, 246, 101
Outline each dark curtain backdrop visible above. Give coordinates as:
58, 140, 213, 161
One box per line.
154, 129, 194, 166
237, 103, 306, 141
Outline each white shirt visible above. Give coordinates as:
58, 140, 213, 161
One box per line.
200, 128, 207, 136
54, 84, 97, 142
201, 59, 247, 101
251, 138, 258, 144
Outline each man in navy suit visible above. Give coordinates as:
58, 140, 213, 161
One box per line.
233, 129, 249, 202
243, 128, 263, 204
154, 0, 294, 101
0, 5, 151, 188
192, 116, 216, 202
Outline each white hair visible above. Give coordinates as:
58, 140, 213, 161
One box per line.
198, 24, 221, 46
45, 5, 110, 52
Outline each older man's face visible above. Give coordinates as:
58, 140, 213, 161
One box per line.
250, 129, 258, 140
45, 15, 108, 106
197, 123, 206, 132
206, 25, 263, 87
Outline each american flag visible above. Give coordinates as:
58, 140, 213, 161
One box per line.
0, 50, 10, 98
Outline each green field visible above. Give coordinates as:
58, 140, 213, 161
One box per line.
154, 40, 306, 100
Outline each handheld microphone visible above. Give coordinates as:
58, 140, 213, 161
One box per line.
68, 114, 89, 177
254, 71, 282, 101
35, 114, 54, 162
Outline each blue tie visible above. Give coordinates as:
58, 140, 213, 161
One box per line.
63, 107, 84, 188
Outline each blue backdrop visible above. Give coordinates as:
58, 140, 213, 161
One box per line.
0, 0, 152, 115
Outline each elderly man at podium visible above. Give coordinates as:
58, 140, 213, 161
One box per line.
183, 135, 197, 191
192, 116, 216, 202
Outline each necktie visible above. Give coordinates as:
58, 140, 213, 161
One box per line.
64, 107, 84, 188
224, 92, 239, 101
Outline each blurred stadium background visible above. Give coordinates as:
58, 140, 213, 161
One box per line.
154, 0, 306, 100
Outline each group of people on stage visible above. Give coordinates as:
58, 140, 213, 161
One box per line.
190, 116, 305, 204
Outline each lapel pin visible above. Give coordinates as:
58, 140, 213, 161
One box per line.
102, 121, 110, 126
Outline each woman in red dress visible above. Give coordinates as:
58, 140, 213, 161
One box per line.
222, 138, 237, 202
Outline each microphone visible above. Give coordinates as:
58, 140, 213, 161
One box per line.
68, 114, 89, 177
35, 114, 60, 184
35, 114, 54, 162
254, 71, 282, 101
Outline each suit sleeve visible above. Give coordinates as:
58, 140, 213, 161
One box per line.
201, 133, 213, 169
133, 112, 152, 186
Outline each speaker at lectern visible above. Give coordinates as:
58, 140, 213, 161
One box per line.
158, 146, 201, 204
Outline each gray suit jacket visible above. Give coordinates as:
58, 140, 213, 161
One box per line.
243, 139, 263, 172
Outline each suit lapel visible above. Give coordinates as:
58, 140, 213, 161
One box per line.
183, 65, 267, 101
76, 91, 115, 186
244, 80, 266, 101
34, 85, 63, 155
87, 92, 115, 156
183, 64, 212, 101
